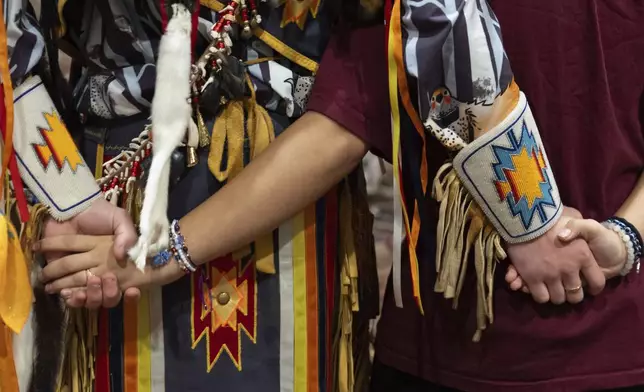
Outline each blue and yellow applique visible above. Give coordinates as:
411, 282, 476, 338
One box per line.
492, 121, 556, 230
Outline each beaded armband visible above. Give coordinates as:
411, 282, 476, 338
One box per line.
602, 217, 643, 276
151, 220, 197, 273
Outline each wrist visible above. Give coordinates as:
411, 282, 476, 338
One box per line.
146, 219, 197, 285
605, 229, 628, 279
149, 258, 185, 286
602, 217, 643, 276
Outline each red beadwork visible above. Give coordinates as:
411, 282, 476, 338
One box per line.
248, 0, 256, 9
131, 161, 140, 177
216, 40, 225, 49
213, 19, 224, 32
241, 8, 248, 20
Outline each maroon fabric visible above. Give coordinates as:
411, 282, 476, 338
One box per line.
307, 25, 392, 161
373, 1, 644, 391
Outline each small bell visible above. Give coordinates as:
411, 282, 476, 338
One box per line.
241, 24, 252, 39
186, 146, 199, 167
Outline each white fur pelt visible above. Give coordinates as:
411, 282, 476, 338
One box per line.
129, 3, 193, 269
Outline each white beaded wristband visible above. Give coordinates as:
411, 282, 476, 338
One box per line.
602, 221, 639, 276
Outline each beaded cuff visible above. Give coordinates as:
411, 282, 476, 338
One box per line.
602, 217, 643, 276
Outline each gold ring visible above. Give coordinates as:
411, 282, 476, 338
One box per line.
565, 285, 582, 294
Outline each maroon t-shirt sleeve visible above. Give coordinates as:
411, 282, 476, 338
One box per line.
307, 25, 392, 162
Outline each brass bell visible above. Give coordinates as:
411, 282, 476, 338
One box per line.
186, 146, 199, 167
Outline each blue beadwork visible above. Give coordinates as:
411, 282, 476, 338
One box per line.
607, 217, 643, 261
152, 249, 173, 267
151, 219, 197, 272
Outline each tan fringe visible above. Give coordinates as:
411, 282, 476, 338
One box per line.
333, 173, 378, 392
19, 203, 49, 263
432, 162, 507, 342
57, 308, 95, 392
337, 181, 358, 392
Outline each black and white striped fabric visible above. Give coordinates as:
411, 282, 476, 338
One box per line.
402, 0, 514, 122
3, 0, 45, 86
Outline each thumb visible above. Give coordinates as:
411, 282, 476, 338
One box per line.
557, 219, 603, 243
111, 208, 138, 261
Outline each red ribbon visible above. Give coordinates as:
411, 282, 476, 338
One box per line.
0, 86, 29, 222
94, 308, 110, 392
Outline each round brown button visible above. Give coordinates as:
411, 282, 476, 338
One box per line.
216, 292, 230, 306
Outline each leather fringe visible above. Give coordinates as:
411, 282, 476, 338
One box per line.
432, 162, 507, 342
335, 169, 379, 392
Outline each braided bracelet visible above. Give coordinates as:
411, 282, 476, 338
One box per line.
151, 219, 197, 273
602, 217, 643, 276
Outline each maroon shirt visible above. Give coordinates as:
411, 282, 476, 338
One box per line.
307, 25, 391, 161
310, 1, 644, 390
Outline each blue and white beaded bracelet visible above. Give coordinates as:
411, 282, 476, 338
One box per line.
170, 219, 197, 273
151, 219, 197, 273
602, 217, 643, 276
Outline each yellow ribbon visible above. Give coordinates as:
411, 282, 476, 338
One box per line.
0, 322, 18, 392
388, 0, 423, 311
208, 100, 246, 182
0, 215, 32, 334
0, 214, 32, 392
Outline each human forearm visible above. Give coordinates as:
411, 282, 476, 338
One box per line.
176, 111, 367, 267
616, 170, 644, 235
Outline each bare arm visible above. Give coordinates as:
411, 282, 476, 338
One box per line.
156, 111, 368, 283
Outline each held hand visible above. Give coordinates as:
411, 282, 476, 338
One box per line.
43, 198, 138, 261
504, 207, 605, 305
63, 273, 142, 309
505, 218, 628, 294
36, 235, 152, 307
558, 219, 627, 279
42, 198, 141, 307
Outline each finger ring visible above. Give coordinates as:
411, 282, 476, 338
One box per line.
565, 285, 582, 293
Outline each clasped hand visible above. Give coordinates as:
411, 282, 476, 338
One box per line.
38, 204, 627, 309
39, 198, 142, 308
505, 206, 627, 304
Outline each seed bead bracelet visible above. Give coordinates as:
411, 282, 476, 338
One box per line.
152, 220, 197, 273
602, 217, 643, 276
